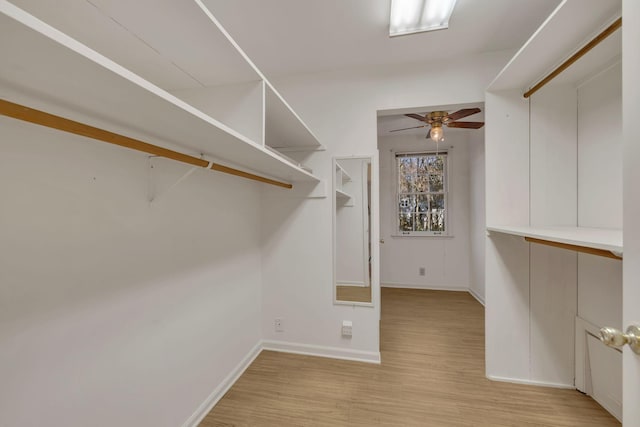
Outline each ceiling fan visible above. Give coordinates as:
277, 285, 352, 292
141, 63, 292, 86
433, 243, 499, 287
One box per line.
390, 108, 485, 141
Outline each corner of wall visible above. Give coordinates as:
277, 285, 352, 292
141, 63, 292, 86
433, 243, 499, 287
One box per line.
181, 341, 264, 427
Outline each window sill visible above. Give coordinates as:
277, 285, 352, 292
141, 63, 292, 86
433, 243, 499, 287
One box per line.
391, 233, 454, 238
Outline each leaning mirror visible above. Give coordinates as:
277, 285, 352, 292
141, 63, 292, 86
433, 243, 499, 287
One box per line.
334, 157, 372, 305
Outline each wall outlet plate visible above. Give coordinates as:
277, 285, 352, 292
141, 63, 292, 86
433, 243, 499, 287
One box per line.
419, 267, 426, 276
275, 318, 284, 332
342, 320, 353, 337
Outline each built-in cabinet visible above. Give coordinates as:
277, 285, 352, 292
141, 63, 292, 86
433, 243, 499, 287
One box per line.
0, 0, 323, 186
485, 0, 622, 420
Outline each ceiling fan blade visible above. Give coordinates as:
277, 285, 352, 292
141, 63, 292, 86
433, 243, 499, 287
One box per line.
446, 121, 485, 129
426, 128, 431, 139
446, 108, 481, 122
389, 125, 428, 132
405, 113, 426, 122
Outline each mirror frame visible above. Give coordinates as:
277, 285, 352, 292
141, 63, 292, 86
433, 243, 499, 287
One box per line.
333, 155, 376, 307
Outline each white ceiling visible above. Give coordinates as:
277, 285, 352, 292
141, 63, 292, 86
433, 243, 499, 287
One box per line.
8, 0, 561, 90
202, 0, 562, 78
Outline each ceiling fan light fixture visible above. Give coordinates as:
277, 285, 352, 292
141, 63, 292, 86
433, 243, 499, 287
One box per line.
430, 125, 443, 142
389, 0, 458, 37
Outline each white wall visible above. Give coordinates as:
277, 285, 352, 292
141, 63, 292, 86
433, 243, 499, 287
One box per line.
576, 62, 622, 329
0, 118, 263, 427
485, 89, 531, 380
576, 61, 623, 418
378, 132, 471, 290
529, 83, 578, 387
530, 84, 577, 227
468, 131, 486, 303
578, 62, 623, 229
261, 51, 512, 357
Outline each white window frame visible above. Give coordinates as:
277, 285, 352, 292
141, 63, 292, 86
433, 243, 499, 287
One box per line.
393, 150, 451, 237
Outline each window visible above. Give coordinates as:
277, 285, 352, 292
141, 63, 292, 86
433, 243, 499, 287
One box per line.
395, 151, 448, 236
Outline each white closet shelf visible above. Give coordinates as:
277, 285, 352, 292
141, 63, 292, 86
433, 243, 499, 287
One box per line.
335, 163, 352, 183
488, 0, 621, 92
8, 0, 262, 89
264, 83, 323, 151
487, 225, 622, 255
335, 189, 352, 200
0, 2, 319, 184
264, 145, 313, 174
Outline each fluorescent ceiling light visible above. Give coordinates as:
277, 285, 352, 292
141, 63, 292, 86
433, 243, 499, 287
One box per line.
389, 0, 457, 37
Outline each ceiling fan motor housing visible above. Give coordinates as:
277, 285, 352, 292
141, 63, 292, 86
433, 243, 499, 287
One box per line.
426, 111, 449, 125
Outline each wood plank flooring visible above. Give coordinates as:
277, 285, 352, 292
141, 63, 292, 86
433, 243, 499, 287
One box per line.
336, 285, 372, 303
200, 288, 620, 426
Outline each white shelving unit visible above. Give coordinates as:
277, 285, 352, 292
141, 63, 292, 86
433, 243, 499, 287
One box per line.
335, 189, 352, 201
335, 163, 352, 202
485, 0, 623, 420
488, 1, 621, 93
336, 163, 352, 184
0, 0, 321, 186
487, 226, 622, 255
264, 83, 324, 152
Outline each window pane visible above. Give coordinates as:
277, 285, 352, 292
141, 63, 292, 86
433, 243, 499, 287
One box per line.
427, 155, 444, 174
430, 194, 445, 210
430, 211, 445, 231
398, 195, 416, 214
417, 195, 429, 212
398, 173, 412, 193
415, 174, 428, 193
398, 157, 417, 178
399, 212, 413, 231
416, 213, 429, 231
416, 156, 429, 175
428, 174, 443, 192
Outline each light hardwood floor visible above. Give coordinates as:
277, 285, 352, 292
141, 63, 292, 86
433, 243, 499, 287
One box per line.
200, 288, 620, 426
336, 285, 372, 303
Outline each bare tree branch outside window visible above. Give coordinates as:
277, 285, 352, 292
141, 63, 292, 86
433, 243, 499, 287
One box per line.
396, 153, 447, 235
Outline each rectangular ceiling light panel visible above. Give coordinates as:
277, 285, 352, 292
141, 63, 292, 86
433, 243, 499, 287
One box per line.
389, 0, 457, 37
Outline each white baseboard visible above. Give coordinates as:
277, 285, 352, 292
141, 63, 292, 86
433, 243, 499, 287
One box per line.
486, 374, 574, 390
381, 282, 468, 291
262, 340, 381, 364
182, 341, 263, 427
467, 288, 485, 306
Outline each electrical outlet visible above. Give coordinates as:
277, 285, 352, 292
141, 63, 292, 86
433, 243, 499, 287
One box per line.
419, 267, 426, 276
342, 320, 352, 338
275, 318, 284, 332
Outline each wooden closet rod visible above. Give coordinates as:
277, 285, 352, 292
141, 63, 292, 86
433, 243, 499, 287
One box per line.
524, 237, 622, 260
523, 17, 622, 99
0, 98, 292, 189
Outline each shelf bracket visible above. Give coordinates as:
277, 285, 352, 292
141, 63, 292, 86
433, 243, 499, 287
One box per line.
524, 237, 622, 260
147, 156, 198, 204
